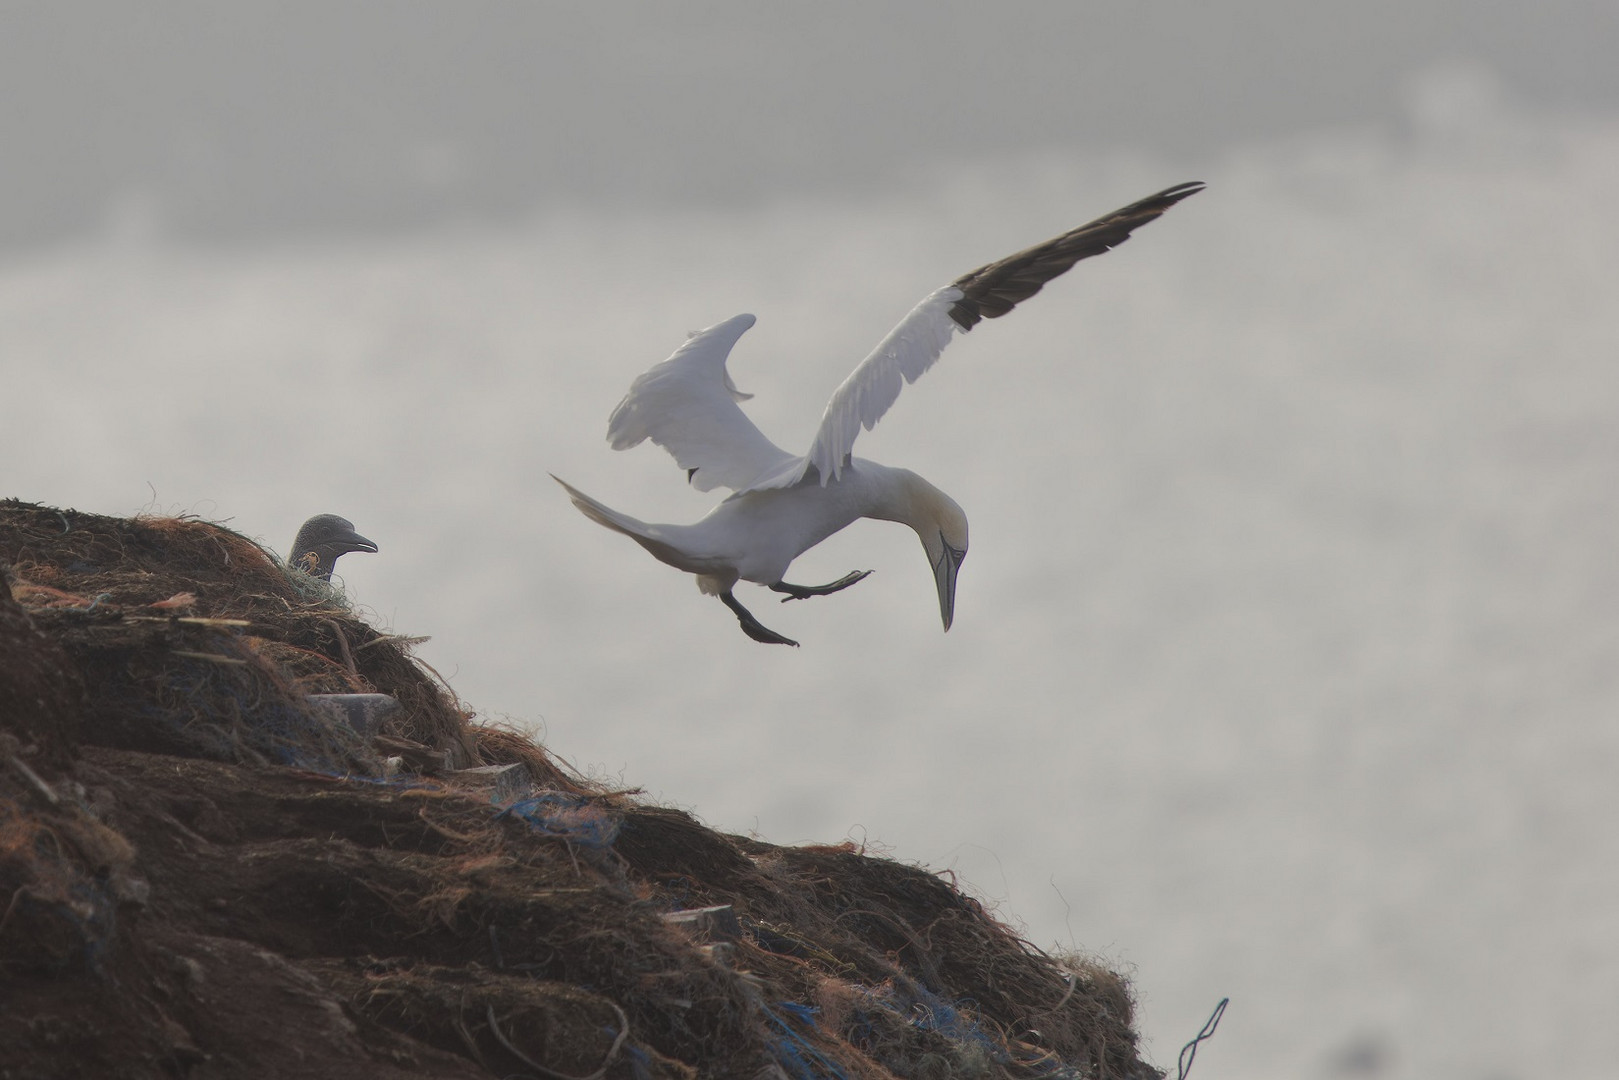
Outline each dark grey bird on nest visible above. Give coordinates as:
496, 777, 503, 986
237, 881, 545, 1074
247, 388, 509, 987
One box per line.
288, 514, 378, 580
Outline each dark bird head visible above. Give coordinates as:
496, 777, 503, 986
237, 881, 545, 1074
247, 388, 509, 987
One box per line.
289, 514, 378, 580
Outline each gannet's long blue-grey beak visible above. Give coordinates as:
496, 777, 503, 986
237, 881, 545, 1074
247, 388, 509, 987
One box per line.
933, 539, 965, 632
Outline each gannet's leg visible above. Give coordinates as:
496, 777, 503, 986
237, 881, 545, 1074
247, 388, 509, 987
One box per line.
720, 591, 800, 647
769, 570, 873, 602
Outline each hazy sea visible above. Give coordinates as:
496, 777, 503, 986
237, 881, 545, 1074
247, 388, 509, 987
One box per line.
5, 93, 1617, 1079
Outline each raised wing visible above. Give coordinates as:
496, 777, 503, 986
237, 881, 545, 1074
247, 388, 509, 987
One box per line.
948, 181, 1205, 329
780, 286, 961, 488
606, 313, 797, 493
774, 181, 1204, 488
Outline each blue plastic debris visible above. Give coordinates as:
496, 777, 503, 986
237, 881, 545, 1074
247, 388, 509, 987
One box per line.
496, 792, 622, 849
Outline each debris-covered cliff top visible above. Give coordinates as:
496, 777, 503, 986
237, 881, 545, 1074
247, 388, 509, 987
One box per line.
1, 500, 1158, 1080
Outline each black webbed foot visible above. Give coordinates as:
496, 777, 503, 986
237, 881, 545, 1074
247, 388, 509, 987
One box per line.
770, 570, 873, 603
720, 591, 800, 647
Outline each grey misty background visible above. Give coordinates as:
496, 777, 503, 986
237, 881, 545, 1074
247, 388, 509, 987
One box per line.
5, 4, 1619, 1080
5, 1, 1617, 246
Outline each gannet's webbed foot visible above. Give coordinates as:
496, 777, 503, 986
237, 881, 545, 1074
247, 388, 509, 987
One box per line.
721, 591, 800, 647
770, 570, 873, 603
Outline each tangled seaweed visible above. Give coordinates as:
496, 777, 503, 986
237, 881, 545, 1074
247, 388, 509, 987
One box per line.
1, 500, 1161, 1079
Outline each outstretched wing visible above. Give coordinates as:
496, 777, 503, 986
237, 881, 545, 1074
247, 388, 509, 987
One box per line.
947, 181, 1205, 329
769, 181, 1204, 489
606, 313, 798, 493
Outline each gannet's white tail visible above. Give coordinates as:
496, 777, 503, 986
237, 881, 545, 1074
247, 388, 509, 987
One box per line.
552, 475, 650, 537
551, 475, 700, 578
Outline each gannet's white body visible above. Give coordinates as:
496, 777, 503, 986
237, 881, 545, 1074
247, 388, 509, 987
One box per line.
557, 182, 1203, 645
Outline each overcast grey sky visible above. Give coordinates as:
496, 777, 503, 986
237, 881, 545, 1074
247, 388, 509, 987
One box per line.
4, 1, 1617, 247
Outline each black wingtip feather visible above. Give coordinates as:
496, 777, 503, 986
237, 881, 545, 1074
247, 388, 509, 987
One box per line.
947, 181, 1204, 330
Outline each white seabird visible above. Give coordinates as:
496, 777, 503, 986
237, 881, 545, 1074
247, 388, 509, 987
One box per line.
556, 182, 1204, 646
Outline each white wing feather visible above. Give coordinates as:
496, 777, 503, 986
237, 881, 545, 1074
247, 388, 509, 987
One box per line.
606, 313, 797, 493
750, 285, 964, 489
610, 183, 1204, 497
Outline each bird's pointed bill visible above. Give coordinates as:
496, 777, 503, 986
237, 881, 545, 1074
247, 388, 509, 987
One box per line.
934, 540, 965, 631
345, 530, 379, 554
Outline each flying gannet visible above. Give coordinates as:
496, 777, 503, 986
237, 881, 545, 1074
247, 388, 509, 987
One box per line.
288, 514, 378, 580
556, 182, 1203, 646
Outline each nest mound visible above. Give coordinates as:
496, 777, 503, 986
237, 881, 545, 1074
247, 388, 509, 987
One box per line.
1, 501, 1158, 1080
